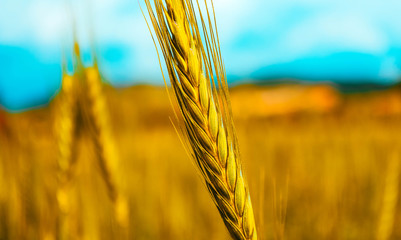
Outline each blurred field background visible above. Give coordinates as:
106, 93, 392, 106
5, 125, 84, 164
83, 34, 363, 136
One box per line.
2, 0, 401, 239
2, 83, 401, 239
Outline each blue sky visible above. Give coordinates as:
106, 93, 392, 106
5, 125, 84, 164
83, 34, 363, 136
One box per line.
1, 0, 401, 111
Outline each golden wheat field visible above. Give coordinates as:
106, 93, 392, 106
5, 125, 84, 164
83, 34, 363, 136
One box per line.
1, 83, 401, 240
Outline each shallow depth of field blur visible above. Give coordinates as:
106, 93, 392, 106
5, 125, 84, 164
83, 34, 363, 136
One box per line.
1, 0, 401, 239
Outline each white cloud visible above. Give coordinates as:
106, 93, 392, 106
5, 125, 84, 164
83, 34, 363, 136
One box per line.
29, 1, 69, 45
0, 0, 67, 46
278, 11, 389, 61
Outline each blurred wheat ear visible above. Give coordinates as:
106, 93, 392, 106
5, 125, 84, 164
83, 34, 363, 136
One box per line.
143, 0, 257, 239
54, 42, 129, 238
75, 42, 129, 228
83, 65, 129, 228
53, 71, 80, 239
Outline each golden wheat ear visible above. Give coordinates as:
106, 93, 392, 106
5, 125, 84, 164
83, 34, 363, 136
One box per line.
65, 39, 129, 229
143, 0, 257, 239
83, 65, 129, 227
54, 70, 80, 240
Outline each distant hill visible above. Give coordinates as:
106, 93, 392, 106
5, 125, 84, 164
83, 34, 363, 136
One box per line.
249, 51, 396, 85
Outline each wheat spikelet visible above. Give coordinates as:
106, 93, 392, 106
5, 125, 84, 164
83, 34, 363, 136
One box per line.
143, 0, 257, 239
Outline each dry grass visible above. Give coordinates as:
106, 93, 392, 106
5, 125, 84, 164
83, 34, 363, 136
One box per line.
143, 0, 257, 239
